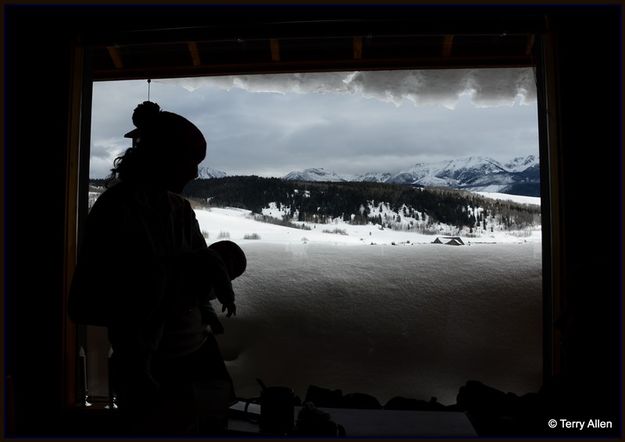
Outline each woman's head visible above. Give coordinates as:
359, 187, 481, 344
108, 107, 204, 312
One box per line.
112, 101, 206, 192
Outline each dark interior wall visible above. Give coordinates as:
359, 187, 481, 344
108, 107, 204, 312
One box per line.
5, 6, 76, 433
548, 6, 621, 420
4, 4, 622, 436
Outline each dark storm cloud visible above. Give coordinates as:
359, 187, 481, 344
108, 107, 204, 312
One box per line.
179, 68, 536, 106
89, 69, 538, 179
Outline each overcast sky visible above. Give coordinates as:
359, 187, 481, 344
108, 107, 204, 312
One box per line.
90, 68, 538, 179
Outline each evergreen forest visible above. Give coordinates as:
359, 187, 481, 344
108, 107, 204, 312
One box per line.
178, 176, 541, 231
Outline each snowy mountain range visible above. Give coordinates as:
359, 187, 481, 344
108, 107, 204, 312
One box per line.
197, 166, 228, 179
282, 155, 540, 196
282, 167, 349, 182
195, 155, 540, 196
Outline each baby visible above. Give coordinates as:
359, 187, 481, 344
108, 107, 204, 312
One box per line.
202, 240, 247, 334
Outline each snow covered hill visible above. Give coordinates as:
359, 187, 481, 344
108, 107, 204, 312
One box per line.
198, 166, 228, 179
194, 204, 541, 247
504, 154, 539, 172
86, 184, 541, 245
221, 241, 542, 405
475, 192, 540, 206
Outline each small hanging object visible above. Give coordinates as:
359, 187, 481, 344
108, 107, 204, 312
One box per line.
147, 78, 151, 102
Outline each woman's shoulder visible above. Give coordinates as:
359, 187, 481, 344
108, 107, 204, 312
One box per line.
88, 181, 135, 218
92, 181, 128, 205
167, 191, 193, 210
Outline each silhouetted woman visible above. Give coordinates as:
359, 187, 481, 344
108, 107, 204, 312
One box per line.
69, 101, 236, 434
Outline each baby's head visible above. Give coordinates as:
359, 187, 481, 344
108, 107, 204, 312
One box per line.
208, 240, 247, 281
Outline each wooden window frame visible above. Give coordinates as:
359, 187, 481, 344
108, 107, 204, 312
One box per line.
63, 20, 561, 412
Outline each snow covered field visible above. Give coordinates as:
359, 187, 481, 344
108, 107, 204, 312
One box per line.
197, 206, 543, 405
195, 206, 542, 247
474, 191, 541, 207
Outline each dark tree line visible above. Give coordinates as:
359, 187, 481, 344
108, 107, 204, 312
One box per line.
179, 176, 541, 230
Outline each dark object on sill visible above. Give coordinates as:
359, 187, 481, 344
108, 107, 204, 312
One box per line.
294, 401, 346, 437
384, 395, 447, 411
456, 380, 544, 436
305, 385, 383, 410
341, 392, 382, 409
243, 379, 302, 435
304, 385, 344, 408
63, 406, 125, 436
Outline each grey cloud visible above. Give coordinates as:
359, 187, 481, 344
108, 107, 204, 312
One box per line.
177, 68, 536, 108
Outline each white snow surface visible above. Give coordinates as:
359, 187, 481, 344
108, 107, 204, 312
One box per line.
196, 206, 543, 405
474, 192, 541, 207
196, 206, 541, 246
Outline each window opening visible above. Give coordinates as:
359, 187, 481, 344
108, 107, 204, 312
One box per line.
83, 68, 542, 406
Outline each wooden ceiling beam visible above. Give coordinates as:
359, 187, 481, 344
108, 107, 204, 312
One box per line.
188, 41, 202, 67
442, 35, 454, 57
353, 36, 363, 59
525, 34, 536, 56
92, 55, 535, 81
106, 46, 124, 69
81, 15, 547, 47
270, 38, 281, 61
